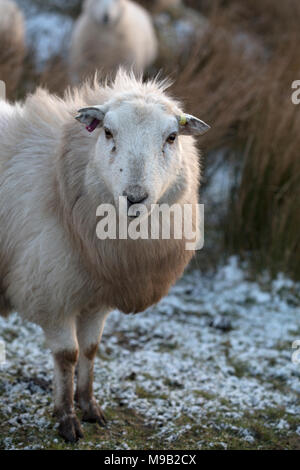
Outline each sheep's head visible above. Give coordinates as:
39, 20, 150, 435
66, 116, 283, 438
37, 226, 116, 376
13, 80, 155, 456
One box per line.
84, 0, 123, 26
76, 94, 209, 218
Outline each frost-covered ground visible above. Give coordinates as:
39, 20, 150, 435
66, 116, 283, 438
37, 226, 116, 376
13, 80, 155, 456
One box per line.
1, 258, 300, 450
16, 0, 76, 67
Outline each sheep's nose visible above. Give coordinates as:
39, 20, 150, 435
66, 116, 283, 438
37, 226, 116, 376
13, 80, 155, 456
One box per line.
123, 186, 148, 207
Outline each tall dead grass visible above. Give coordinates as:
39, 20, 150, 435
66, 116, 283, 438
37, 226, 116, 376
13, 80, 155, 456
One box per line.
173, 0, 300, 278
225, 44, 300, 278
0, 23, 25, 99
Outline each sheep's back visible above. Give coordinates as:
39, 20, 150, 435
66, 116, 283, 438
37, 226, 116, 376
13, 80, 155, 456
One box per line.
0, 94, 93, 324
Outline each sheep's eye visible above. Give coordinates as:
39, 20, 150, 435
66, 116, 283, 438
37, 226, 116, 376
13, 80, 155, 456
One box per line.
167, 133, 177, 144
104, 128, 113, 140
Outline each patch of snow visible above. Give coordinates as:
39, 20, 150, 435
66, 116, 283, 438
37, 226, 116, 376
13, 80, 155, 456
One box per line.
239, 428, 255, 444
15, 0, 74, 68
277, 419, 290, 431
1, 257, 300, 449
26, 13, 73, 67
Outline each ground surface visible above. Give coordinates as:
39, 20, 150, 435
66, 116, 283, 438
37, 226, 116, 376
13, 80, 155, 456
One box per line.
1, 258, 300, 450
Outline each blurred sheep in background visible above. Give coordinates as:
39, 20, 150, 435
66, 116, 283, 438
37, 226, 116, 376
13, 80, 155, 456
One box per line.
69, 0, 158, 82
0, 0, 26, 99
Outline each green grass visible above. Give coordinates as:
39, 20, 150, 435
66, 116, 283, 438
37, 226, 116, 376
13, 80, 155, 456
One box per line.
1, 397, 300, 450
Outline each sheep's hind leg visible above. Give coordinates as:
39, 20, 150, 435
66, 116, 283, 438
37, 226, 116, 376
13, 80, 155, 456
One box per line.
44, 318, 83, 443
75, 308, 109, 426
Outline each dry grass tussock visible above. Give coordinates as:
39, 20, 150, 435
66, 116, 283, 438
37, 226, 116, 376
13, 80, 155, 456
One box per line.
0, 26, 25, 99
171, 0, 300, 279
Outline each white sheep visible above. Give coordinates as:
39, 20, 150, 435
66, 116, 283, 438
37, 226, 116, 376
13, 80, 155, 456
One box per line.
0, 70, 209, 442
0, 0, 25, 99
70, 0, 158, 82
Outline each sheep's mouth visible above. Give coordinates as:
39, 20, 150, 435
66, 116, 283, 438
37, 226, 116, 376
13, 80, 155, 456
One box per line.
127, 206, 151, 220
127, 209, 142, 219
115, 197, 151, 221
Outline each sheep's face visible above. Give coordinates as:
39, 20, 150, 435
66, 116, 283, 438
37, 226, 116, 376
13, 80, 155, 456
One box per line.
85, 0, 123, 26
77, 100, 209, 218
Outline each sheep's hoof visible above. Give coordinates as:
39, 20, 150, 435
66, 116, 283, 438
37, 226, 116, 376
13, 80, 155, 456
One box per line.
82, 400, 107, 427
58, 413, 84, 443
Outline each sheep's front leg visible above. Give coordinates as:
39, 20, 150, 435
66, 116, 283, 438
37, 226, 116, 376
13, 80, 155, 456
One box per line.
44, 318, 83, 442
76, 308, 109, 426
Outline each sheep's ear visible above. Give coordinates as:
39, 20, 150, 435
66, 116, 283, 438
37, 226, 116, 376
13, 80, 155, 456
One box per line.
75, 106, 106, 133
177, 114, 210, 136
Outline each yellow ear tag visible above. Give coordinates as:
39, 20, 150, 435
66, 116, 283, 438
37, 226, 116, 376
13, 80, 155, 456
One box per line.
179, 115, 187, 126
